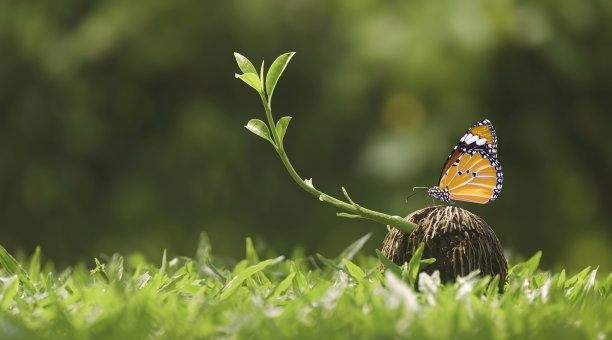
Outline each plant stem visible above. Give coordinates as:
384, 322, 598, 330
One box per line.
258, 93, 416, 233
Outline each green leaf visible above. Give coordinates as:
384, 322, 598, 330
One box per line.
0, 244, 36, 295
245, 119, 275, 145
376, 249, 402, 278
266, 52, 295, 103
220, 256, 284, 300
276, 116, 292, 144
234, 52, 257, 74
236, 72, 262, 93
343, 259, 366, 282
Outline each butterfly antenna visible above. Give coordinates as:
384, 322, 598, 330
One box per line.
405, 192, 418, 202
406, 186, 429, 202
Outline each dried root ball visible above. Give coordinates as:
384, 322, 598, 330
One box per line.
381, 206, 507, 292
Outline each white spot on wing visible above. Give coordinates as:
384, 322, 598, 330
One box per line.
476, 138, 487, 146
465, 135, 479, 145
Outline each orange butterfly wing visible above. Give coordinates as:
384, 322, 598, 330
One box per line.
467, 124, 495, 148
436, 120, 498, 185
438, 150, 502, 204
459, 119, 498, 160
438, 148, 462, 184
431, 119, 502, 204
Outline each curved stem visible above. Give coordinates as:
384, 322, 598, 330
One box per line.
259, 93, 320, 197
258, 93, 416, 233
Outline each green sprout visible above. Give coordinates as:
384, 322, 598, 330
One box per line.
234, 52, 416, 233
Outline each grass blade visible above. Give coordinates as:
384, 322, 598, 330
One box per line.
343, 259, 365, 283
246, 237, 259, 265
204, 253, 226, 283
0, 245, 36, 295
272, 272, 296, 298
337, 233, 372, 266
220, 256, 284, 300
1, 275, 19, 309
28, 246, 41, 284
404, 242, 426, 287
316, 253, 341, 271
376, 249, 402, 278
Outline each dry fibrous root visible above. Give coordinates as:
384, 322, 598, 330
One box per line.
381, 206, 507, 292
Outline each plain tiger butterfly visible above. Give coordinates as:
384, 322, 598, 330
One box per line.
427, 119, 503, 204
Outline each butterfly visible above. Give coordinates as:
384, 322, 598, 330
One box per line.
427, 119, 503, 204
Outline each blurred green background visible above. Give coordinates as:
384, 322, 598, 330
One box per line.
1, 0, 611, 272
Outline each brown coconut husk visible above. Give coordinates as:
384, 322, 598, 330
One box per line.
380, 206, 507, 292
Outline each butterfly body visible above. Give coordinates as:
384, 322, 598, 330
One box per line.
428, 119, 503, 204
427, 187, 451, 203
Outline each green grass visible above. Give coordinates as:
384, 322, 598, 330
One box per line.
1, 234, 611, 340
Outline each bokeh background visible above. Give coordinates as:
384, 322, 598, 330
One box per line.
1, 0, 611, 272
